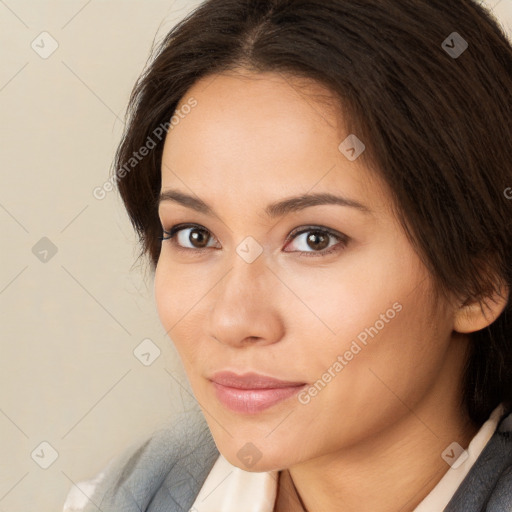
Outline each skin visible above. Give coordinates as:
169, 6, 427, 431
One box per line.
154, 70, 507, 512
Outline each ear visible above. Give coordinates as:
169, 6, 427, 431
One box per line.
453, 282, 509, 334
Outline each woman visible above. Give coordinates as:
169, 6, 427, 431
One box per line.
64, 0, 512, 510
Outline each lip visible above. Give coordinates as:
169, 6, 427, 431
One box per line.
210, 371, 305, 389
209, 371, 307, 414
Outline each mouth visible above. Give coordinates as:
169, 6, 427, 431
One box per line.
209, 371, 307, 414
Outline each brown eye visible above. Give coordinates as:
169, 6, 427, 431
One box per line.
161, 224, 219, 251
284, 226, 348, 256
188, 228, 210, 248
305, 231, 330, 251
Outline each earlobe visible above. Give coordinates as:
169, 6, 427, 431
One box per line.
453, 283, 510, 334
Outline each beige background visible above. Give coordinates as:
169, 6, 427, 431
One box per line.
1, 1, 511, 511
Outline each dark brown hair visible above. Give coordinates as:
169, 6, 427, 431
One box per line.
114, 0, 512, 425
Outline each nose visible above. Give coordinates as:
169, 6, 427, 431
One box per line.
207, 254, 285, 348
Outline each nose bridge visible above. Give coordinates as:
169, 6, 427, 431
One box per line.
229, 248, 264, 292
207, 250, 284, 346
215, 250, 268, 314
223, 228, 272, 287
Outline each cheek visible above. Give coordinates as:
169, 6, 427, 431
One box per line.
154, 261, 179, 329
280, 290, 447, 461
276, 242, 413, 342
154, 251, 212, 321
153, 258, 210, 359
285, 237, 447, 408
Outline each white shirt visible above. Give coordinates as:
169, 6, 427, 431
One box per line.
190, 404, 506, 512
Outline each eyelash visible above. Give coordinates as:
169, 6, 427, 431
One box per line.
159, 223, 349, 257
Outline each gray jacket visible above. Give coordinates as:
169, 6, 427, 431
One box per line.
64, 409, 512, 512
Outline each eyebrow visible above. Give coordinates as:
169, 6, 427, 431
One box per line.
158, 189, 371, 218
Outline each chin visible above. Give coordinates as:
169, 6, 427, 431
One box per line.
214, 437, 298, 473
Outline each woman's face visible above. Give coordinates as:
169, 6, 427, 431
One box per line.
155, 70, 463, 471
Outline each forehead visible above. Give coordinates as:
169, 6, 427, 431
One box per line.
187, 70, 341, 118
168, 71, 342, 150
160, 71, 389, 216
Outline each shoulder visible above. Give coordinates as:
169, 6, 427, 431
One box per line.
485, 412, 512, 512
63, 410, 219, 512
446, 409, 512, 512
487, 464, 512, 512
